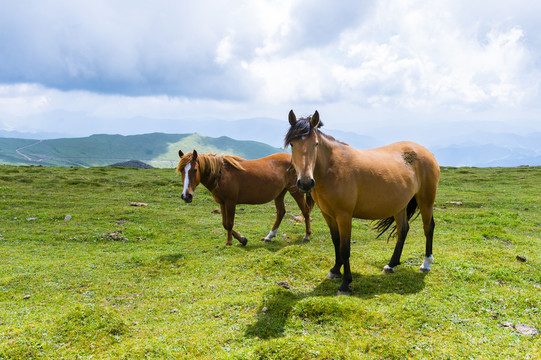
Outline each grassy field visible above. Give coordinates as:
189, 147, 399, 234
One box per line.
0, 165, 539, 359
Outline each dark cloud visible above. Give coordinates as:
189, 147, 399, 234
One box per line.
0, 1, 260, 99
0, 0, 539, 126
288, 0, 373, 49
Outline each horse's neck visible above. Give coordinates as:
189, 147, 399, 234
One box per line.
199, 157, 223, 192
314, 133, 347, 179
313, 133, 333, 177
200, 172, 216, 191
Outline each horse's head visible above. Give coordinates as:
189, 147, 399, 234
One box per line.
177, 149, 201, 203
285, 110, 322, 193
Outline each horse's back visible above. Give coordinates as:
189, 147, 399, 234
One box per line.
222, 152, 293, 204
360, 141, 438, 174
328, 141, 439, 219
250, 152, 291, 163
361, 141, 439, 189
383, 141, 439, 187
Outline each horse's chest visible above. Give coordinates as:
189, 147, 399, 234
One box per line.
311, 189, 347, 216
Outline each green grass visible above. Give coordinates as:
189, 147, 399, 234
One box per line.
0, 165, 539, 359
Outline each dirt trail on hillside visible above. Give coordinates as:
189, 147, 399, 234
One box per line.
15, 140, 43, 161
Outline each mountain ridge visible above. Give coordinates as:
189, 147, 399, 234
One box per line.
1, 128, 540, 167
0, 132, 283, 168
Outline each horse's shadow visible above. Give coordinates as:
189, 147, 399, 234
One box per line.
245, 268, 427, 339
238, 235, 311, 253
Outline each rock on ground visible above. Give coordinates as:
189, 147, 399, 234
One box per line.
106, 160, 153, 169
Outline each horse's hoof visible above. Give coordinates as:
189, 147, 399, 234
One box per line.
382, 265, 395, 274
261, 237, 272, 242
327, 272, 342, 280
239, 237, 248, 246
337, 289, 352, 296
302, 237, 310, 243
419, 255, 433, 273
225, 241, 233, 246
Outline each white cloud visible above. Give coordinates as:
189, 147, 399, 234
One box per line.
221, 0, 539, 113
215, 33, 234, 65
0, 0, 540, 139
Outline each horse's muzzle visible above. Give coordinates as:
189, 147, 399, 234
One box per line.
181, 193, 193, 203
297, 178, 315, 193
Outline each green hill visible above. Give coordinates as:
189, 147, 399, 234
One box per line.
0, 138, 39, 165
0, 133, 283, 167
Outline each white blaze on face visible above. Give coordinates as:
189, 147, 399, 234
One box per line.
182, 163, 191, 197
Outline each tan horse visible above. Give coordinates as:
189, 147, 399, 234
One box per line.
177, 150, 313, 246
285, 111, 440, 295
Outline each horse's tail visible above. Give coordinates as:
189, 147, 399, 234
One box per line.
374, 197, 419, 241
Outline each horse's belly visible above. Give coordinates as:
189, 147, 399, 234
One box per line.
236, 185, 284, 205
352, 191, 414, 220
238, 194, 280, 205
353, 206, 402, 220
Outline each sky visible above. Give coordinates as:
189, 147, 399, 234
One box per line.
1, 0, 540, 144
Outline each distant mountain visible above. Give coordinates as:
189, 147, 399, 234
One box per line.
1, 112, 382, 149
1, 121, 540, 167
0, 129, 67, 140
433, 144, 541, 167
431, 132, 541, 167
324, 129, 380, 149
179, 117, 290, 148
0, 133, 282, 167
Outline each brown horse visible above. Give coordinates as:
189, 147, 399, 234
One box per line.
177, 150, 313, 246
285, 110, 440, 295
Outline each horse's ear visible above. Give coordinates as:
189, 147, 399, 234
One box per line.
178, 150, 184, 158
192, 149, 198, 160
310, 110, 320, 128
288, 110, 297, 126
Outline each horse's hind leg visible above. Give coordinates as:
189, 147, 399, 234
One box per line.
384, 209, 409, 273
263, 190, 287, 242
415, 165, 438, 270
416, 181, 437, 272
289, 190, 312, 242
419, 203, 435, 272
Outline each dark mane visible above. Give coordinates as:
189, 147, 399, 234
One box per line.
284, 116, 323, 147
319, 131, 349, 147
284, 116, 350, 148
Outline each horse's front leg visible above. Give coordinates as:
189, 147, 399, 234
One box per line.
222, 202, 247, 246
220, 204, 234, 246
322, 213, 342, 279
290, 190, 312, 242
336, 215, 353, 295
